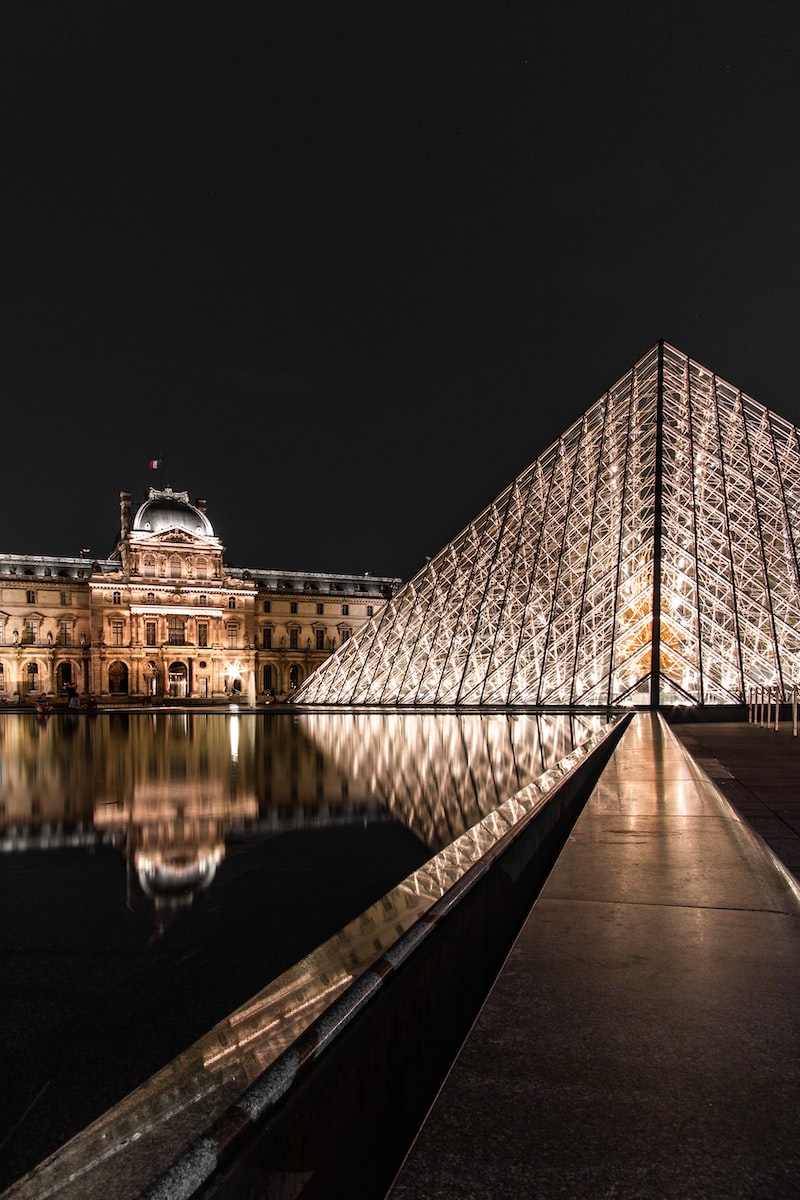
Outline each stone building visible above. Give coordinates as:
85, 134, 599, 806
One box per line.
0, 486, 400, 704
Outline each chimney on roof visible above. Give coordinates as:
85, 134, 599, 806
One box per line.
120, 491, 131, 539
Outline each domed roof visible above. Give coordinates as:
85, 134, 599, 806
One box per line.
132, 487, 215, 537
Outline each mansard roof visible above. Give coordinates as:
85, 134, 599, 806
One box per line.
131, 488, 216, 539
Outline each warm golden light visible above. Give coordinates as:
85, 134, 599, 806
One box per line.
295, 343, 794, 708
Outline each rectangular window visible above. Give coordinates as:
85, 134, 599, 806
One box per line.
341, 604, 349, 616
290, 601, 298, 614
22, 620, 38, 644
58, 621, 72, 646
341, 628, 350, 643
289, 628, 299, 649
315, 628, 325, 650
316, 603, 324, 615
60, 591, 71, 606
112, 620, 124, 646
263, 600, 271, 613
262, 627, 272, 649
228, 597, 236, 609
26, 589, 36, 604
168, 616, 185, 645
226, 622, 237, 648
145, 621, 157, 646
367, 605, 374, 617
198, 622, 208, 648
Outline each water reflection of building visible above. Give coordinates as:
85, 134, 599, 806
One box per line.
0, 713, 391, 907
298, 710, 608, 850
0, 486, 400, 704
93, 778, 257, 919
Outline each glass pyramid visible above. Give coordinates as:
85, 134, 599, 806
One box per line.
295, 342, 800, 708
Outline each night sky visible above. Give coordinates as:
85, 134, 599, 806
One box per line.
3, 2, 800, 582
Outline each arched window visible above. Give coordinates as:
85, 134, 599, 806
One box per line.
112, 590, 121, 605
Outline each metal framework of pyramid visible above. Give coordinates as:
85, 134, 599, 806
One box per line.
295, 342, 800, 708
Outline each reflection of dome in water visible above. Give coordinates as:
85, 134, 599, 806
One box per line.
136, 845, 223, 910
132, 488, 214, 537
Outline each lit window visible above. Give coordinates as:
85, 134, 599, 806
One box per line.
168, 616, 186, 645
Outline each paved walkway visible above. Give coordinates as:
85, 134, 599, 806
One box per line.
387, 713, 800, 1199
671, 717, 800, 880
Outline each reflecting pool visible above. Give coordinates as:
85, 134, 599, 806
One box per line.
0, 708, 608, 1189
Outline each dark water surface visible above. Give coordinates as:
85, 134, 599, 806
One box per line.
0, 708, 606, 1189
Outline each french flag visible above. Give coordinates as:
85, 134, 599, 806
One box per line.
148, 459, 161, 469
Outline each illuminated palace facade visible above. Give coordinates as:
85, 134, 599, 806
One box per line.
296, 343, 800, 709
0, 487, 400, 704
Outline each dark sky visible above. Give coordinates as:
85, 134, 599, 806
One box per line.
3, 1, 800, 581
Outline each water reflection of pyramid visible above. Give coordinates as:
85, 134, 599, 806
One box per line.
295, 342, 800, 708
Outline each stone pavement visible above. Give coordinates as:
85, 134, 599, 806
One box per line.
670, 717, 800, 881
387, 713, 800, 1200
